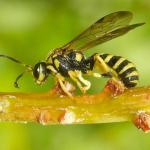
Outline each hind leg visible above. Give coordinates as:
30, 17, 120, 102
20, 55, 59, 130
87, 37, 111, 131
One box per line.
93, 54, 126, 95
85, 53, 114, 80
94, 54, 111, 73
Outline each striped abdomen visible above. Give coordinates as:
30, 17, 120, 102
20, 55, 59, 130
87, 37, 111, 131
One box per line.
100, 53, 139, 87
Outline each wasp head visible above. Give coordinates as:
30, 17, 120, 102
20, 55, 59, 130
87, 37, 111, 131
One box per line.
33, 62, 50, 85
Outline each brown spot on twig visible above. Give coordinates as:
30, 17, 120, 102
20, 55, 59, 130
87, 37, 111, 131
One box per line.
58, 110, 76, 124
144, 94, 150, 100
0, 96, 10, 113
104, 79, 125, 96
36, 110, 51, 125
133, 111, 150, 133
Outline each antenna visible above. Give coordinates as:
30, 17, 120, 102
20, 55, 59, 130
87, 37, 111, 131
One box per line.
0, 55, 32, 71
0, 54, 33, 88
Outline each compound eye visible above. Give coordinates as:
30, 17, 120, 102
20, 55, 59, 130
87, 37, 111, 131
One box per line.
33, 62, 49, 84
33, 63, 40, 79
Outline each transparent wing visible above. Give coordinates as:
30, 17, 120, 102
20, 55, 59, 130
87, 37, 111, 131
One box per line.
57, 11, 134, 53
78, 23, 144, 51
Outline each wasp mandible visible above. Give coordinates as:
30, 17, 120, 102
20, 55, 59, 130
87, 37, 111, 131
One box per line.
0, 11, 144, 97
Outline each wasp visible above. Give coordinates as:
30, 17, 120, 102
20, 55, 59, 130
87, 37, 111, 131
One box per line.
0, 11, 144, 97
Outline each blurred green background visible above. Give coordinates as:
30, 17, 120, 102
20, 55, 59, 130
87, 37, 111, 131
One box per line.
0, 0, 149, 150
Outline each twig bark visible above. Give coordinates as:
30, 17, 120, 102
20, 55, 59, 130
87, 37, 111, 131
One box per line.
0, 83, 150, 132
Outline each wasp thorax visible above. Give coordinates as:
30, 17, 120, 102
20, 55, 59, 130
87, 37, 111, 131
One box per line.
33, 62, 49, 84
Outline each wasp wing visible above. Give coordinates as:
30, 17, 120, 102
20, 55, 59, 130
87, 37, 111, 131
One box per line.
78, 23, 144, 51
57, 11, 133, 53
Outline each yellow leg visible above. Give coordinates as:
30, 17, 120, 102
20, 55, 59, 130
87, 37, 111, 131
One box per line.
77, 71, 91, 92
94, 54, 110, 73
94, 54, 117, 78
68, 71, 83, 92
68, 70, 91, 93
87, 71, 102, 78
56, 74, 73, 97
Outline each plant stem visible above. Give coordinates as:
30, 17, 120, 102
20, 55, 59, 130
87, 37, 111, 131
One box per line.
0, 85, 150, 132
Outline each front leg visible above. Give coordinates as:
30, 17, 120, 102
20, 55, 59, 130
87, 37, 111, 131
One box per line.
47, 65, 75, 97
56, 74, 74, 97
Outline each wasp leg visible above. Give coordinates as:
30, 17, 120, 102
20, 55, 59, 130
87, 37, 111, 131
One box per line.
56, 74, 73, 97
68, 70, 91, 93
94, 54, 110, 73
94, 54, 123, 80
93, 54, 116, 79
87, 71, 102, 78
93, 54, 126, 95
68, 71, 83, 92
87, 71, 113, 79
78, 72, 91, 92
47, 65, 74, 97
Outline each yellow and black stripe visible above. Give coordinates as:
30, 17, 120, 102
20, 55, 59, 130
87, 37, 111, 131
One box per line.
100, 53, 139, 87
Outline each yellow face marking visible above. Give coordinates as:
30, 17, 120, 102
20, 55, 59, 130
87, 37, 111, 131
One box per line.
75, 53, 82, 62
38, 73, 45, 81
54, 59, 60, 69
119, 63, 135, 74
113, 57, 126, 69
104, 54, 113, 63
126, 71, 138, 78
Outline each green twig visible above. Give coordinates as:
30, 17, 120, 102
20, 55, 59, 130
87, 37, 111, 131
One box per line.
0, 84, 150, 132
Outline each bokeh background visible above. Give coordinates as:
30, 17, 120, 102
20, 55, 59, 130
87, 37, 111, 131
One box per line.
0, 0, 149, 150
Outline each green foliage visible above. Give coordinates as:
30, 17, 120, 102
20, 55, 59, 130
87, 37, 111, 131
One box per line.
0, 0, 149, 150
